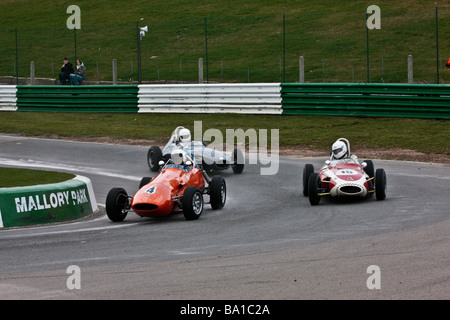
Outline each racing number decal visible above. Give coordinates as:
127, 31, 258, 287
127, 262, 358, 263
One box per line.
337, 169, 357, 175
146, 186, 157, 194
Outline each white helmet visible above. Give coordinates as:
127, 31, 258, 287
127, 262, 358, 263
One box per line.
332, 140, 347, 159
171, 149, 188, 165
178, 128, 191, 146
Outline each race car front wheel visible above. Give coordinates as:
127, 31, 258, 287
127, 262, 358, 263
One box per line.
182, 186, 204, 220
302, 164, 314, 196
375, 168, 387, 201
308, 173, 321, 205
106, 188, 129, 222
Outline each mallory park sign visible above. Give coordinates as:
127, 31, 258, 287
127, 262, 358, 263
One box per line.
0, 176, 97, 228
14, 188, 89, 214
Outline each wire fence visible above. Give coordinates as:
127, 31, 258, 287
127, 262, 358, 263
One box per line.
1, 7, 450, 84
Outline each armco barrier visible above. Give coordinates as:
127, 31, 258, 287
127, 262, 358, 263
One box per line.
0, 85, 17, 111
138, 83, 283, 114
16, 85, 139, 112
281, 83, 450, 119
0, 175, 98, 228
2, 83, 450, 118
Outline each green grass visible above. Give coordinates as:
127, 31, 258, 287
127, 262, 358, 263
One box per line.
0, 112, 448, 156
1, 0, 450, 83
0, 167, 75, 188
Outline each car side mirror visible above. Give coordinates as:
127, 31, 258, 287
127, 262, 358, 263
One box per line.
361, 162, 367, 168
325, 160, 331, 165
185, 160, 192, 166
158, 160, 165, 167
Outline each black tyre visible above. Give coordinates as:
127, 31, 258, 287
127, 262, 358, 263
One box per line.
210, 176, 226, 210
106, 188, 129, 222
182, 186, 204, 220
147, 146, 163, 172
139, 177, 153, 189
364, 160, 374, 179
308, 173, 321, 205
202, 160, 213, 173
375, 168, 387, 201
231, 148, 244, 174
302, 164, 314, 196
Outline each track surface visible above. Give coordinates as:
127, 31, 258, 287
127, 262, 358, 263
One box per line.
0, 134, 449, 300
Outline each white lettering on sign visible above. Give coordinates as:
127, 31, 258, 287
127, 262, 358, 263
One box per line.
14, 188, 88, 213
71, 189, 88, 205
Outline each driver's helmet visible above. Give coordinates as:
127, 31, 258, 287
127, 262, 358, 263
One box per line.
178, 128, 191, 147
171, 149, 188, 165
331, 140, 347, 159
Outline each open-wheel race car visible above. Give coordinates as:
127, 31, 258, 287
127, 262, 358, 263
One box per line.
302, 138, 386, 205
147, 126, 244, 174
106, 148, 226, 222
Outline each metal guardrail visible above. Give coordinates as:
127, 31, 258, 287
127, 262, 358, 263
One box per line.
1, 83, 449, 118
0, 85, 17, 111
281, 83, 450, 119
16, 85, 139, 112
138, 83, 283, 114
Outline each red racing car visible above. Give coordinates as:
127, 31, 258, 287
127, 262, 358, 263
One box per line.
106, 149, 226, 222
302, 138, 386, 205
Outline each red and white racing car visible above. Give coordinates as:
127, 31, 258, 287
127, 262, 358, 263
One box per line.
302, 138, 386, 205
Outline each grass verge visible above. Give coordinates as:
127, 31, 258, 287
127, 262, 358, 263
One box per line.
0, 112, 448, 156
0, 167, 75, 188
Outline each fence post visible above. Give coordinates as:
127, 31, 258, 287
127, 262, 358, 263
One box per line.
198, 58, 204, 84
112, 59, 117, 85
30, 61, 35, 85
408, 55, 414, 84
299, 56, 304, 83
15, 27, 18, 85
204, 17, 209, 83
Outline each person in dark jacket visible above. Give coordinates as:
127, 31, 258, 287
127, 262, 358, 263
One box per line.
70, 59, 87, 85
59, 57, 74, 85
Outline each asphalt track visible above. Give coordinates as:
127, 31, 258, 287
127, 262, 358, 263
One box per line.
0, 134, 449, 300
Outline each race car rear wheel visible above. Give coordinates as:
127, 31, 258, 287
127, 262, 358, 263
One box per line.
182, 186, 204, 220
302, 164, 314, 196
308, 173, 321, 205
147, 146, 163, 172
375, 168, 387, 201
210, 176, 226, 210
106, 188, 129, 222
364, 160, 374, 179
139, 177, 153, 189
232, 148, 244, 174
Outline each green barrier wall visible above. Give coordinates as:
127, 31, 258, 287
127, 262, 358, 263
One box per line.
0, 176, 98, 228
16, 85, 139, 112
6, 83, 450, 118
281, 83, 450, 119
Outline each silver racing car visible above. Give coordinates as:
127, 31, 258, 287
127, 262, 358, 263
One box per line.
147, 126, 244, 174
